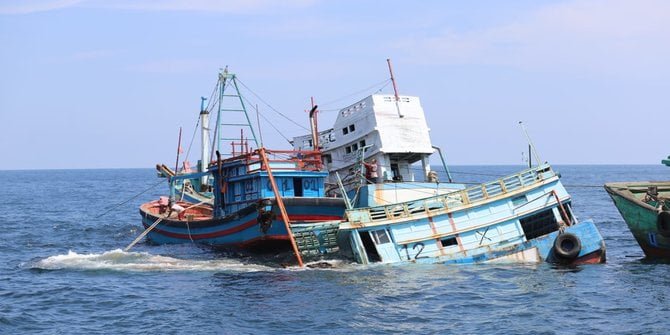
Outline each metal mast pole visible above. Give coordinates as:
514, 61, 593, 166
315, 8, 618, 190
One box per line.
200, 97, 210, 188
386, 58, 403, 117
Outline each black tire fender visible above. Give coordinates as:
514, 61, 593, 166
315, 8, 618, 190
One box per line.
553, 232, 582, 260
657, 211, 670, 238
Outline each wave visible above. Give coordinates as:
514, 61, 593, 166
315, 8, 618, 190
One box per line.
31, 249, 275, 272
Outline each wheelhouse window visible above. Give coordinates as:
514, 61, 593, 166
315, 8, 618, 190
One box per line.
440, 236, 458, 247
372, 229, 390, 244
349, 124, 355, 132
519, 209, 559, 240
342, 127, 349, 135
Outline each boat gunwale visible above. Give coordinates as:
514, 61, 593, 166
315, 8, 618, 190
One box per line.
343, 168, 562, 228
604, 181, 670, 212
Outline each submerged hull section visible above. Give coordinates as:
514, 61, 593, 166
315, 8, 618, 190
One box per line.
605, 182, 670, 258
338, 165, 606, 266
139, 197, 345, 249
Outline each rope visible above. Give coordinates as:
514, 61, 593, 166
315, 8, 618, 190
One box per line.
319, 79, 392, 109
236, 77, 309, 131
256, 108, 293, 144
240, 94, 293, 144
124, 200, 209, 252
95, 179, 165, 218
125, 215, 165, 252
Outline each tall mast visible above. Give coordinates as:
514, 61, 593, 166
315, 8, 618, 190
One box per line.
386, 58, 403, 117
214, 68, 260, 157
199, 96, 210, 188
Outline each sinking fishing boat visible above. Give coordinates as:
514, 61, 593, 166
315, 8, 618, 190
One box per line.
337, 164, 605, 265
139, 148, 345, 250
137, 70, 345, 265
604, 157, 670, 258
291, 60, 606, 265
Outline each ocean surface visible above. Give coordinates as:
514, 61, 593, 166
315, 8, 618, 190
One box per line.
1, 165, 669, 334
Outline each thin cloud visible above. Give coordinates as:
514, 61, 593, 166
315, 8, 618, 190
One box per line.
395, 0, 670, 78
0, 0, 316, 15
0, 0, 83, 14
101, 0, 316, 13
127, 59, 217, 75
72, 49, 117, 61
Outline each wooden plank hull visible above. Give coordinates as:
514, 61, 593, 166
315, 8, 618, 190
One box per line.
139, 197, 345, 250
605, 182, 670, 258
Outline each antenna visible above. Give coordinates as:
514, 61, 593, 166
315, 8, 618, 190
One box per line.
518, 121, 541, 166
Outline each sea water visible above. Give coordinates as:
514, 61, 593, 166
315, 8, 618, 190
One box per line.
1, 166, 669, 334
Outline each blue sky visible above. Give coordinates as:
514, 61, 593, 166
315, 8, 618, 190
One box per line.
1, 0, 668, 170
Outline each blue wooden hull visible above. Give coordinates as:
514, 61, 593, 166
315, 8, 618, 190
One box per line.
140, 197, 345, 249
439, 220, 604, 264
338, 165, 606, 265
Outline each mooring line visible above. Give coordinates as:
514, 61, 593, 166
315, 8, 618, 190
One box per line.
125, 215, 164, 252
95, 179, 165, 218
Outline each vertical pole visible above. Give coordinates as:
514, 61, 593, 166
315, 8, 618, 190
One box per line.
528, 144, 532, 169
387, 58, 403, 118
259, 148, 304, 267
200, 97, 210, 188
519, 121, 541, 167
387, 58, 400, 102
175, 127, 182, 174
308, 104, 319, 151
311, 97, 319, 150
432, 146, 453, 182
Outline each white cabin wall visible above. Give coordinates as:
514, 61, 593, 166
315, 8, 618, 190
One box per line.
373, 96, 433, 156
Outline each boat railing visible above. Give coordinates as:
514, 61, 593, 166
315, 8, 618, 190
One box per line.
220, 149, 324, 173
346, 164, 556, 224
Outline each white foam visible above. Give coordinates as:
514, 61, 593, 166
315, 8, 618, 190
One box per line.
33, 249, 274, 272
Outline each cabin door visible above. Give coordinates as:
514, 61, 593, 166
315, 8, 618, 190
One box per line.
370, 229, 398, 263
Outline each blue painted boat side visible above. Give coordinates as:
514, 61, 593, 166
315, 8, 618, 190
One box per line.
337, 165, 606, 265
439, 220, 604, 264
140, 197, 345, 247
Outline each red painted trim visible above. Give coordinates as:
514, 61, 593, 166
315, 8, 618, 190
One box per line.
145, 218, 259, 240
572, 249, 606, 265
143, 214, 341, 240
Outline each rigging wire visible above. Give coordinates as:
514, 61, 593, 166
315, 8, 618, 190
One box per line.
235, 77, 309, 131
318, 78, 392, 109
239, 94, 293, 145
182, 116, 200, 165
94, 179, 166, 218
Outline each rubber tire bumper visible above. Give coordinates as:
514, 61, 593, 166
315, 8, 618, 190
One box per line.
553, 232, 582, 261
